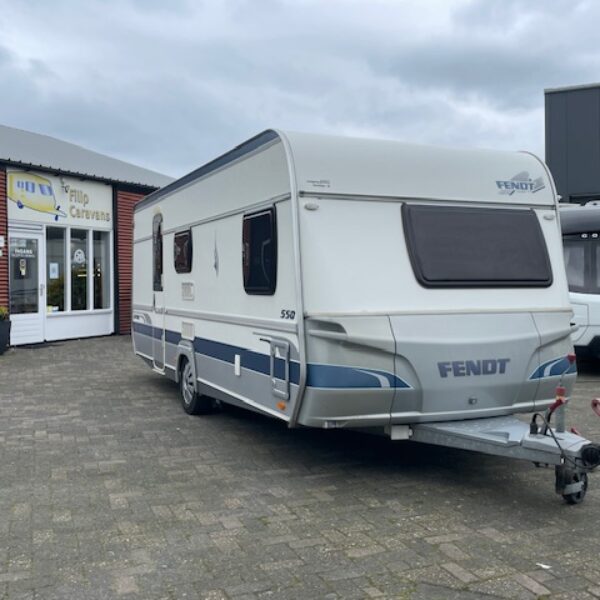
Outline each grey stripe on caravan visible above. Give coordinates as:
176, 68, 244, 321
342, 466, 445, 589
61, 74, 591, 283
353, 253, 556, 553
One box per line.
197, 376, 291, 422
299, 191, 555, 209
135, 134, 282, 212
306, 307, 572, 317
133, 304, 153, 312
135, 349, 177, 372
133, 193, 291, 244
131, 304, 298, 333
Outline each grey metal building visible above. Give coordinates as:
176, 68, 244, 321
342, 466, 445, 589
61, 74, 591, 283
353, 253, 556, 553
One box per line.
545, 83, 600, 204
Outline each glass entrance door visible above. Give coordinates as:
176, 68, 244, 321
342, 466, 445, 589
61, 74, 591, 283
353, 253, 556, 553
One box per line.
9, 231, 45, 345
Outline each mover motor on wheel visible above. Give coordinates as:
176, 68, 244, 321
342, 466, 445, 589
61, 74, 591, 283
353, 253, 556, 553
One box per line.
132, 130, 600, 502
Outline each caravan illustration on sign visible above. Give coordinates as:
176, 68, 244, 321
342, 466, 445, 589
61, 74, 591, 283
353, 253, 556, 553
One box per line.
7, 172, 66, 221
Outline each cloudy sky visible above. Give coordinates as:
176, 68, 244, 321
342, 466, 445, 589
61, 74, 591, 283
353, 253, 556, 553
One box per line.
1, 0, 598, 177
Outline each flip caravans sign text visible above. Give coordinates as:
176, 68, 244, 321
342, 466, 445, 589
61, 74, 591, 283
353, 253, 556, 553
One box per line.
7, 169, 112, 230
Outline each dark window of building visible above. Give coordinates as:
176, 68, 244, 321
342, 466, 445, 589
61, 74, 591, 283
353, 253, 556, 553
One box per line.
242, 207, 277, 294
174, 229, 193, 274
71, 229, 88, 310
402, 204, 553, 288
153, 213, 163, 291
46, 227, 65, 312
93, 231, 110, 309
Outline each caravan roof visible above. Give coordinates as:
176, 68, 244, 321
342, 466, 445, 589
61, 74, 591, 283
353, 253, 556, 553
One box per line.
136, 129, 556, 210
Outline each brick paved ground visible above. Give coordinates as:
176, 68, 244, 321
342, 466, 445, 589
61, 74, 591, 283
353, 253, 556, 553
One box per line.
1, 336, 600, 599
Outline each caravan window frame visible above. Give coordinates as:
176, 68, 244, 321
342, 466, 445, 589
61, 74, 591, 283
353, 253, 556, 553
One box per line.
242, 206, 278, 295
402, 204, 553, 288
174, 229, 193, 274
152, 213, 163, 291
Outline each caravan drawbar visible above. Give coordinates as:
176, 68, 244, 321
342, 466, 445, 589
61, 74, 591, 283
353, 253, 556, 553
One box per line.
132, 129, 600, 503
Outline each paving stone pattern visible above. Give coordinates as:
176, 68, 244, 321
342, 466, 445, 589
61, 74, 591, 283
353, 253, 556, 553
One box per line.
1, 336, 600, 599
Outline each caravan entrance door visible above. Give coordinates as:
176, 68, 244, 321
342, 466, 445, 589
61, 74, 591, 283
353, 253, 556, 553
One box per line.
152, 213, 165, 371
152, 292, 165, 370
9, 230, 46, 345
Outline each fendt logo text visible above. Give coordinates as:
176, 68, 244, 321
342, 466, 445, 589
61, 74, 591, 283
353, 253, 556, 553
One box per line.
496, 171, 545, 195
438, 358, 510, 378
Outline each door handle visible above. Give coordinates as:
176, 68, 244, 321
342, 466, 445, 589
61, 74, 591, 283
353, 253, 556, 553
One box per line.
39, 283, 45, 297
258, 337, 290, 400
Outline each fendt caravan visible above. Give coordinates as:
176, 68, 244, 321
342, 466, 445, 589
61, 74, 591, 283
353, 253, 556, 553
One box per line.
132, 130, 600, 503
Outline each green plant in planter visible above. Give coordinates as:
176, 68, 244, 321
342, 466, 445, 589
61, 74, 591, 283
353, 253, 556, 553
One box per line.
0, 306, 10, 355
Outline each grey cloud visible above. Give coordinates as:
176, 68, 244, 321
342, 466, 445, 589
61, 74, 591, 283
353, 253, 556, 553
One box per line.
1, 0, 599, 176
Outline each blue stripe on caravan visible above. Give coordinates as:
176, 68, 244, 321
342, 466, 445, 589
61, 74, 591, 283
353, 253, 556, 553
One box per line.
529, 356, 577, 380
133, 322, 160, 340
194, 337, 300, 384
306, 364, 411, 389
165, 330, 182, 345
132, 322, 410, 389
132, 322, 181, 343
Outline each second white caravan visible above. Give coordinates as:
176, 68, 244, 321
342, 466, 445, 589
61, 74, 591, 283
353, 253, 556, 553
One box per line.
560, 205, 600, 359
132, 130, 600, 503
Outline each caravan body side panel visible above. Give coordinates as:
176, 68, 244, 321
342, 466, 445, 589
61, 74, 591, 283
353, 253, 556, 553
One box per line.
133, 139, 304, 421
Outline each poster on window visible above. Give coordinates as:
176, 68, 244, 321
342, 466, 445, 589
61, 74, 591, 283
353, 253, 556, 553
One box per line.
6, 169, 113, 231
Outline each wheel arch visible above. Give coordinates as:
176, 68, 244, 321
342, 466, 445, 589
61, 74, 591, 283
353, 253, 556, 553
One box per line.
175, 341, 197, 387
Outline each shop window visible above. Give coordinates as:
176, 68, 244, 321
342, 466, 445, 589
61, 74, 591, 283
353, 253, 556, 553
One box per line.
71, 229, 88, 310
93, 231, 110, 309
46, 227, 65, 312
153, 213, 163, 291
174, 229, 193, 274
242, 207, 277, 295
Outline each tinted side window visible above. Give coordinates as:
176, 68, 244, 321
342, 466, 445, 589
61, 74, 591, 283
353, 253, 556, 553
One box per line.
242, 207, 277, 294
174, 229, 193, 274
402, 204, 552, 288
153, 213, 163, 291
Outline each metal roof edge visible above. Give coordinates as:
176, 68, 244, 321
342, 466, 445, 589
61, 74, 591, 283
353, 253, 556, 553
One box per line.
134, 129, 281, 212
0, 159, 159, 192
545, 82, 600, 94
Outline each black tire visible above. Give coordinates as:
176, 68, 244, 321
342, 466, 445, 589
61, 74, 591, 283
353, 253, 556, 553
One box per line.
563, 471, 588, 505
179, 358, 213, 415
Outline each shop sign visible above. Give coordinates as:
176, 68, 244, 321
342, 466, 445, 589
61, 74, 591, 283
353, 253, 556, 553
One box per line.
7, 169, 113, 230
10, 239, 36, 259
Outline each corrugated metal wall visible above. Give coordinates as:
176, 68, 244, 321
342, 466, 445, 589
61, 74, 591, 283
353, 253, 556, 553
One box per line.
0, 168, 8, 308
116, 190, 144, 334
546, 86, 600, 203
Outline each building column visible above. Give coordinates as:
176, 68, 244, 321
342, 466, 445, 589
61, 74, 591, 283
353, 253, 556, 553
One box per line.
0, 168, 8, 309
115, 190, 145, 334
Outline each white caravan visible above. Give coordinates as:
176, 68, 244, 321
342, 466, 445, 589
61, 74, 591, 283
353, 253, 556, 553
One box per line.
132, 130, 600, 503
560, 205, 600, 359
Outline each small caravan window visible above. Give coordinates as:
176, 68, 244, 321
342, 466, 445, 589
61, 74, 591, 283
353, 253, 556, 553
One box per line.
174, 229, 193, 274
242, 207, 277, 295
402, 204, 552, 288
152, 213, 163, 291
